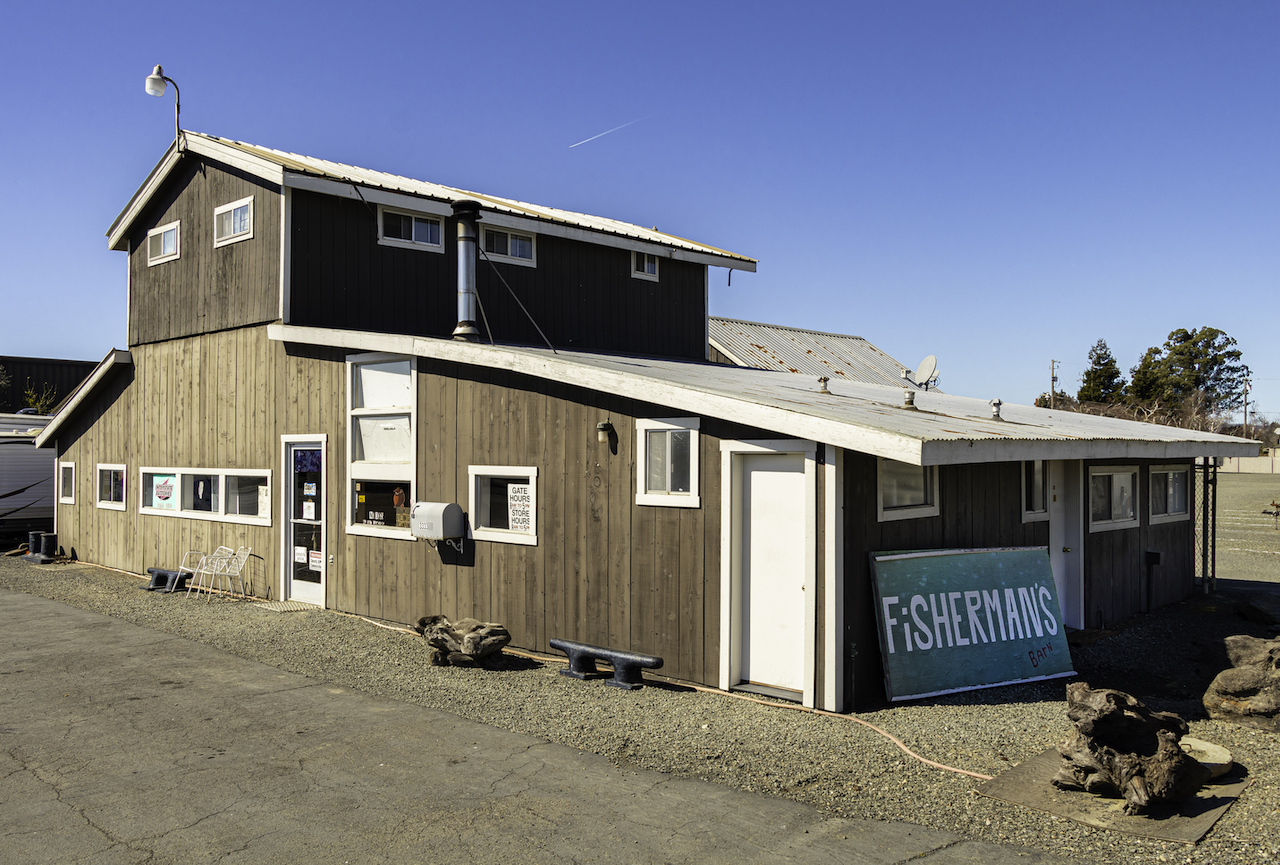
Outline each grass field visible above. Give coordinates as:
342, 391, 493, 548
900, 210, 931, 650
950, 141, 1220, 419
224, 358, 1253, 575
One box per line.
1212, 472, 1280, 584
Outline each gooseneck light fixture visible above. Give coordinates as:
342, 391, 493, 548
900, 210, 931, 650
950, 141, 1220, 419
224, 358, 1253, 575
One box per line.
144, 65, 182, 147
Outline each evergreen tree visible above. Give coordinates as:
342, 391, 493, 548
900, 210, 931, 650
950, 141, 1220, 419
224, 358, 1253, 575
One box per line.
1126, 327, 1250, 415
1077, 339, 1125, 403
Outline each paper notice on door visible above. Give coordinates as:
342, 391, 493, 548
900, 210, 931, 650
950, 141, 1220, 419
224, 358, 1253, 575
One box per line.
304, 482, 317, 496
309, 550, 323, 572
294, 546, 307, 564
303, 500, 316, 520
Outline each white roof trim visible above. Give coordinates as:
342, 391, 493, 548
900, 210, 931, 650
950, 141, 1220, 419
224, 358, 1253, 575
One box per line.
35, 350, 132, 448
267, 323, 1258, 465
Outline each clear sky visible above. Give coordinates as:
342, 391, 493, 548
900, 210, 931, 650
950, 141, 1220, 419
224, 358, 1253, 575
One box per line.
2, 1, 1276, 420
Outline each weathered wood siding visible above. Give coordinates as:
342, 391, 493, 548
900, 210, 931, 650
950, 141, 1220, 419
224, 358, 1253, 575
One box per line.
842, 454, 1050, 709
126, 158, 281, 346
287, 190, 709, 359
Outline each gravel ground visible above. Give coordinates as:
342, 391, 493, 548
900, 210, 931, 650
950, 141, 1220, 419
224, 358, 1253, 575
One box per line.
1, 554, 1277, 865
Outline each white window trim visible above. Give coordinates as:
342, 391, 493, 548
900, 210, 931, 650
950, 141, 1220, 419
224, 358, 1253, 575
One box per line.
632, 251, 660, 282
95, 463, 127, 511
635, 417, 701, 507
1149, 464, 1192, 526
1088, 465, 1140, 533
346, 352, 417, 541
58, 461, 75, 505
137, 467, 273, 526
480, 226, 537, 268
376, 205, 444, 253
876, 458, 940, 522
468, 466, 538, 545
1021, 459, 1050, 524
146, 220, 180, 266
213, 195, 254, 248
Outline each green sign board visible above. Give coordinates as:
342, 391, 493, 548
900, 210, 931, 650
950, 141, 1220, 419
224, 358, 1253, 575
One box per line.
870, 547, 1075, 701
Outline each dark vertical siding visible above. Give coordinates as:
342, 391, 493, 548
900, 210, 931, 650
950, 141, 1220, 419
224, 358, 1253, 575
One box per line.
126, 158, 281, 346
0, 357, 98, 413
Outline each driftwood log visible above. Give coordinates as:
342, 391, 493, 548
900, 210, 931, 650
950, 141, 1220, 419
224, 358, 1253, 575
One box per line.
1052, 682, 1210, 815
414, 615, 511, 667
1203, 635, 1280, 732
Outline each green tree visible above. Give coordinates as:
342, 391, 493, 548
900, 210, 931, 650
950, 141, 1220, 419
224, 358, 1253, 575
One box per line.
1126, 327, 1251, 415
1077, 339, 1125, 403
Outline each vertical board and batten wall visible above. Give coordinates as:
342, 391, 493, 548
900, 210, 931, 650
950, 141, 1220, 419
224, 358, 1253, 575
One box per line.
287, 190, 709, 360
126, 157, 281, 347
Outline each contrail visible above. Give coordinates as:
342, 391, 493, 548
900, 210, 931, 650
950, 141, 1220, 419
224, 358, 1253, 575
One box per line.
569, 116, 650, 148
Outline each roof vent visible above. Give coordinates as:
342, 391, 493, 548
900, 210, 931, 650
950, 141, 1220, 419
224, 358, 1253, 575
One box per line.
990, 398, 1003, 420
818, 376, 830, 394
902, 389, 919, 410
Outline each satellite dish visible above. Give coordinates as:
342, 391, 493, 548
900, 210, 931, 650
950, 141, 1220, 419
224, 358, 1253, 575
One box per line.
915, 355, 937, 389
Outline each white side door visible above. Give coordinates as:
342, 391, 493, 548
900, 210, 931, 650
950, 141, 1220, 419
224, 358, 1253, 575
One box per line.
282, 438, 326, 606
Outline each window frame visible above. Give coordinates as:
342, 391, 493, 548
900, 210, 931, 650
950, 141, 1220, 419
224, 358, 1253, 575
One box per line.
58, 461, 75, 504
146, 220, 181, 266
346, 351, 417, 540
480, 225, 537, 268
1021, 459, 1050, 524
213, 195, 254, 248
1149, 463, 1192, 525
95, 463, 127, 511
635, 417, 701, 507
632, 251, 660, 282
1088, 465, 1140, 533
137, 466, 272, 526
876, 458, 940, 522
468, 466, 538, 545
376, 205, 444, 254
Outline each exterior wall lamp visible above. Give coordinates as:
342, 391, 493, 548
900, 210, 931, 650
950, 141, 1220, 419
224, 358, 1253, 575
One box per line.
596, 421, 614, 443
144, 65, 182, 148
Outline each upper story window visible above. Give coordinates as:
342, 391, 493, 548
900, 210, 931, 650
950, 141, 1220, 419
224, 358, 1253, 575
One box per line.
632, 251, 659, 282
378, 206, 443, 252
635, 418, 700, 507
877, 458, 939, 522
1089, 466, 1139, 532
481, 226, 536, 267
347, 352, 415, 539
147, 220, 180, 266
1022, 459, 1049, 523
1150, 465, 1190, 525
214, 196, 253, 247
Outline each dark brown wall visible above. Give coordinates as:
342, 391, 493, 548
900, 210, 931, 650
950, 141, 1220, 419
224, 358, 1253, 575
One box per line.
287, 190, 709, 359
0, 357, 97, 413
126, 157, 281, 346
842, 454, 1050, 709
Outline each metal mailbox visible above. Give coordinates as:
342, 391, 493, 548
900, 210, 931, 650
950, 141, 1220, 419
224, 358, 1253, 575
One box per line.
409, 502, 465, 540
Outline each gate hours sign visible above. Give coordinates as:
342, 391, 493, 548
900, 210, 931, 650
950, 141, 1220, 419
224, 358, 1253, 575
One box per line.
870, 547, 1075, 701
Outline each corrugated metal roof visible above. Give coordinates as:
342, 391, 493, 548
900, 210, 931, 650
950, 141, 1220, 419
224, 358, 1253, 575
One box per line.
186, 133, 755, 267
709, 317, 937, 391
266, 323, 1258, 466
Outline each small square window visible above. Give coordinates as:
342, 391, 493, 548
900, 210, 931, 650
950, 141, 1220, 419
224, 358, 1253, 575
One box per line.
876, 458, 939, 522
632, 251, 659, 282
1088, 466, 1139, 532
481, 226, 536, 266
214, 196, 253, 247
146, 220, 180, 265
59, 462, 75, 504
378, 207, 443, 252
468, 466, 538, 545
96, 464, 126, 511
1150, 465, 1190, 525
636, 419, 700, 507
1022, 460, 1049, 523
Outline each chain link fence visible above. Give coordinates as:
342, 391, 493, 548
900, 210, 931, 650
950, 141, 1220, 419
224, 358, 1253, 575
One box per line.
1193, 459, 1217, 587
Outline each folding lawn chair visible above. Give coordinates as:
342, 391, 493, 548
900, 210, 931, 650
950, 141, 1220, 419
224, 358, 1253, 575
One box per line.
185, 546, 234, 599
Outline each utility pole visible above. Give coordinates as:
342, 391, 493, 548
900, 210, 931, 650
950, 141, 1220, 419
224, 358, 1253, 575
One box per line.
1243, 380, 1251, 438
1050, 359, 1060, 409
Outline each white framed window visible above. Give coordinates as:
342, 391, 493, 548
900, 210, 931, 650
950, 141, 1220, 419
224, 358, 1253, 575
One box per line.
214, 196, 253, 247
468, 466, 537, 545
96, 464, 126, 511
1089, 465, 1139, 532
146, 220, 180, 266
480, 226, 536, 267
1021, 459, 1049, 523
347, 352, 416, 539
877, 458, 939, 522
1150, 464, 1191, 525
636, 418, 701, 507
58, 462, 75, 504
632, 251, 659, 282
138, 467, 271, 526
377, 206, 443, 253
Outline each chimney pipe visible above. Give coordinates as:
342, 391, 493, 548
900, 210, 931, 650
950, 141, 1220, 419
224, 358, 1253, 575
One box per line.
452, 200, 482, 342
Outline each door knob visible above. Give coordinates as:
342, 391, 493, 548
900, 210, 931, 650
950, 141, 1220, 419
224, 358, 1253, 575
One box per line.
1062, 547, 1071, 553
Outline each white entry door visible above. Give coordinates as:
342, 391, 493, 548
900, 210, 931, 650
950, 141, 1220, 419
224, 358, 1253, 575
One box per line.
283, 439, 325, 606
739, 451, 808, 693
1048, 459, 1084, 630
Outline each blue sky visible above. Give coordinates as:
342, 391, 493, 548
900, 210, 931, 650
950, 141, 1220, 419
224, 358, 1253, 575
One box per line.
2, 1, 1276, 420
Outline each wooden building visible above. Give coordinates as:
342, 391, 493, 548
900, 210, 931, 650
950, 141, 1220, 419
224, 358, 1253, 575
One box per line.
38, 133, 1258, 710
